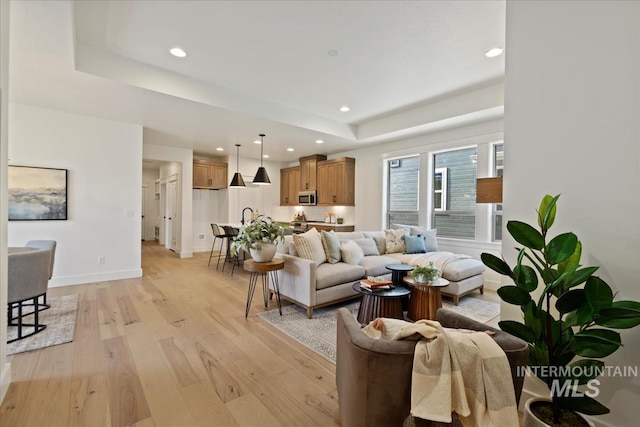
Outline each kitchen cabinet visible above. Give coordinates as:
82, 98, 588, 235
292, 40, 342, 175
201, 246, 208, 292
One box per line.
193, 160, 227, 189
280, 166, 300, 206
299, 154, 326, 191
317, 157, 355, 206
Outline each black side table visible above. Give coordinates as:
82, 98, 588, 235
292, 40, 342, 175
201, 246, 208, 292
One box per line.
386, 263, 415, 286
352, 282, 411, 324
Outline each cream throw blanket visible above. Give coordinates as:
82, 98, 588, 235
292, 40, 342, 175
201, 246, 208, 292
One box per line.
363, 318, 518, 427
408, 252, 471, 277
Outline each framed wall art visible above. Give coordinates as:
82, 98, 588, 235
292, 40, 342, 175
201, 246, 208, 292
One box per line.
8, 165, 68, 220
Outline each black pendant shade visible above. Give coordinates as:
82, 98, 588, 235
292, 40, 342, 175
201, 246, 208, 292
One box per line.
229, 144, 246, 188
253, 134, 271, 185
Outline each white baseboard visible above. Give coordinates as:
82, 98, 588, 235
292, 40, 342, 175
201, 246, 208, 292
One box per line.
47, 269, 143, 287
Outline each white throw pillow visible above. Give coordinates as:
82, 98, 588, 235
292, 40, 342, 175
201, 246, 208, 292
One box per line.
352, 238, 380, 256
293, 228, 327, 265
340, 240, 364, 265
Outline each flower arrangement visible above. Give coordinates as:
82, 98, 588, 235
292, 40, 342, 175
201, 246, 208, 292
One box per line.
411, 262, 440, 283
230, 215, 288, 256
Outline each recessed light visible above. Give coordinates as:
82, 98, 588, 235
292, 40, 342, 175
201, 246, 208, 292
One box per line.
263, 154, 270, 158
216, 147, 224, 151
485, 47, 503, 58
328, 49, 339, 57
340, 105, 350, 112
170, 47, 187, 58
315, 139, 324, 144
254, 139, 262, 144
287, 148, 294, 152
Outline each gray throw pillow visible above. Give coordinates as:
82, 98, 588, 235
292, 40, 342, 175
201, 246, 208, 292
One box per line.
340, 240, 364, 265
321, 230, 342, 264
352, 238, 380, 256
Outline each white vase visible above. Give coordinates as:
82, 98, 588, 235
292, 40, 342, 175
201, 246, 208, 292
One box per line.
414, 274, 427, 283
249, 242, 277, 263
523, 397, 595, 427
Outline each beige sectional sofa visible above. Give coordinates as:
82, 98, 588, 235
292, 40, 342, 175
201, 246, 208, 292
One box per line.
273, 229, 485, 318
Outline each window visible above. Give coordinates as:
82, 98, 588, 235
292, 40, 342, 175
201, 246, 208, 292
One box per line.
432, 147, 477, 239
433, 167, 447, 211
492, 143, 504, 241
387, 156, 419, 227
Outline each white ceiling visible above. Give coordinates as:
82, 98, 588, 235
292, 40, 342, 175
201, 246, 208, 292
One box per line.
9, 0, 505, 162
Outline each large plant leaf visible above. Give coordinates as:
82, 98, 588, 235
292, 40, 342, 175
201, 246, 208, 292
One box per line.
572, 329, 621, 358
507, 221, 545, 250
556, 395, 610, 415
513, 264, 538, 292
584, 276, 613, 312
563, 359, 605, 384
558, 240, 581, 275
537, 194, 559, 233
546, 232, 578, 265
556, 289, 586, 314
523, 301, 542, 341
480, 253, 512, 277
528, 345, 549, 371
597, 301, 640, 328
563, 266, 600, 290
497, 286, 532, 307
498, 320, 536, 343
565, 303, 595, 327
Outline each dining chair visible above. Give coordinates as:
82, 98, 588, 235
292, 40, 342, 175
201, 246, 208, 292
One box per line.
25, 240, 56, 311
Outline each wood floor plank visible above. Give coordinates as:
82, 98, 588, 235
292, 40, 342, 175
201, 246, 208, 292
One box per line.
103, 335, 152, 427
225, 393, 282, 427
96, 287, 126, 340
117, 295, 141, 326
68, 374, 109, 427
158, 336, 201, 388
179, 380, 239, 427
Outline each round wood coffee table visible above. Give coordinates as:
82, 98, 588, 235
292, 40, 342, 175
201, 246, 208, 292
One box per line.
404, 276, 449, 321
243, 259, 284, 317
352, 282, 411, 324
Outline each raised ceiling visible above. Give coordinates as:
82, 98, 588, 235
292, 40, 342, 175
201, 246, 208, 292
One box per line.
9, 0, 505, 162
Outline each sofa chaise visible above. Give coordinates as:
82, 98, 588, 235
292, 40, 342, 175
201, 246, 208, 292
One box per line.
273, 227, 486, 318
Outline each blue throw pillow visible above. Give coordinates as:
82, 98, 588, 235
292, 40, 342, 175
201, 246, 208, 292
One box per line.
403, 234, 426, 254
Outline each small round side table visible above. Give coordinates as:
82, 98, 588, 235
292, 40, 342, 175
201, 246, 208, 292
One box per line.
243, 259, 284, 317
404, 276, 449, 321
386, 263, 415, 287
351, 282, 411, 324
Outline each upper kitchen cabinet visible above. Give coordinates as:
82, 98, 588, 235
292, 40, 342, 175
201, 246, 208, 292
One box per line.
280, 166, 300, 206
193, 160, 227, 189
299, 154, 327, 191
317, 157, 355, 206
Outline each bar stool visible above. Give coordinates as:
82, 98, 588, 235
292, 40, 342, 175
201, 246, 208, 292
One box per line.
209, 224, 231, 269
222, 225, 243, 275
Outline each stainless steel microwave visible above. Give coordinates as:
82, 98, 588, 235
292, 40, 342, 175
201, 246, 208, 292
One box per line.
298, 191, 317, 206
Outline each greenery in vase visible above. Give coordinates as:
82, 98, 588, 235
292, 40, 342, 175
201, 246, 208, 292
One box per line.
481, 194, 640, 425
230, 215, 289, 256
411, 262, 440, 282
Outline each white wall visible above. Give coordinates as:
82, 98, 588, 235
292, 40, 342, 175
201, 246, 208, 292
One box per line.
0, 0, 11, 404
504, 1, 640, 425
7, 103, 143, 286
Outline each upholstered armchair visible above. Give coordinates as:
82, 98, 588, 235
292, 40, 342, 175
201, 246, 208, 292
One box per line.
336, 308, 529, 427
7, 248, 51, 342
25, 240, 56, 310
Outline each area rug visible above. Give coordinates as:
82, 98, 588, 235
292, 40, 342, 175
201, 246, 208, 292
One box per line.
7, 294, 78, 355
258, 296, 499, 363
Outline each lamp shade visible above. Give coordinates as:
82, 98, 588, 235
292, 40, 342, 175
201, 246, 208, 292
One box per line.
252, 133, 271, 185
229, 172, 245, 187
229, 144, 246, 188
253, 167, 271, 185
476, 177, 503, 203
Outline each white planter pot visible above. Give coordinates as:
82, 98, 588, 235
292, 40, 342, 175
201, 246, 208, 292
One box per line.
249, 242, 277, 263
523, 397, 595, 427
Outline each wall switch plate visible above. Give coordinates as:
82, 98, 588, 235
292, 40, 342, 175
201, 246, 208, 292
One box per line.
98, 256, 106, 264
198, 234, 205, 239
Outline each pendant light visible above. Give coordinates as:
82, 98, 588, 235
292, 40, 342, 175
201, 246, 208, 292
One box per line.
229, 144, 245, 187
252, 133, 271, 185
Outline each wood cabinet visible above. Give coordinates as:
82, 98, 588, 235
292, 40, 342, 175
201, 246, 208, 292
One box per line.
280, 166, 300, 206
299, 154, 326, 191
193, 160, 227, 189
307, 224, 355, 233
317, 157, 355, 206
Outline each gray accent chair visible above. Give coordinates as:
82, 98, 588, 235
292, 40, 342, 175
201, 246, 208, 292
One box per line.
336, 308, 529, 427
25, 240, 56, 310
8, 248, 51, 343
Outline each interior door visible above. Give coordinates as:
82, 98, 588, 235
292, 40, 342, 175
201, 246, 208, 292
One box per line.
141, 185, 148, 241
168, 178, 179, 252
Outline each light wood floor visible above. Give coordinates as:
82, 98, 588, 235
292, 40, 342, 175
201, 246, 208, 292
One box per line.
1, 241, 340, 427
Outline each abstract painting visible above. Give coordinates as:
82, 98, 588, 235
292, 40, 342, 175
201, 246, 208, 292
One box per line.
8, 166, 68, 220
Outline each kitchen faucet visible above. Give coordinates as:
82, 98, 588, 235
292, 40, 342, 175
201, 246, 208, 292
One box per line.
241, 207, 254, 225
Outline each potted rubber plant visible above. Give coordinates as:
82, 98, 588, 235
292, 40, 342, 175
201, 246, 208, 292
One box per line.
481, 194, 640, 427
230, 215, 288, 262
